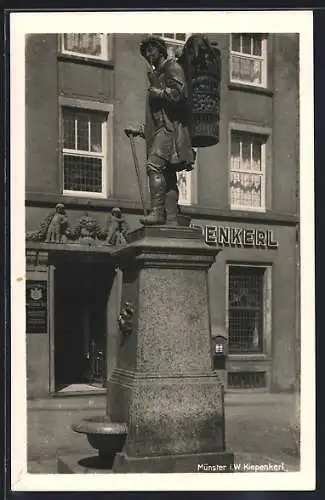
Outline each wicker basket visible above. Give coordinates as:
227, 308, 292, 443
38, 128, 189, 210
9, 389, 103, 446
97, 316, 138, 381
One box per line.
178, 34, 221, 148
189, 72, 220, 148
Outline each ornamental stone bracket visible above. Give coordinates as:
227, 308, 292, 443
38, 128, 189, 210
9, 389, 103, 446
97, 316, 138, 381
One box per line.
26, 204, 130, 247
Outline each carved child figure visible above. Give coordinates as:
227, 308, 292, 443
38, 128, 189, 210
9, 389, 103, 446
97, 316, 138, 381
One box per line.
46, 203, 68, 243
106, 207, 129, 246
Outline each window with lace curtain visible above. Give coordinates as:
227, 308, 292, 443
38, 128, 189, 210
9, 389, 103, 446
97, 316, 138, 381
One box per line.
230, 131, 267, 211
230, 34, 267, 88
176, 148, 198, 206
61, 34, 112, 60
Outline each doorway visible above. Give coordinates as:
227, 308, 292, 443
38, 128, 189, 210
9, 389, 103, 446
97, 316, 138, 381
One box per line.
54, 262, 115, 392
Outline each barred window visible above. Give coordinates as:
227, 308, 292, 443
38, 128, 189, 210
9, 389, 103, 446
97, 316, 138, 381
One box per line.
151, 33, 189, 58
62, 108, 108, 196
230, 34, 267, 87
228, 266, 265, 354
61, 34, 111, 60
228, 371, 267, 389
230, 131, 266, 211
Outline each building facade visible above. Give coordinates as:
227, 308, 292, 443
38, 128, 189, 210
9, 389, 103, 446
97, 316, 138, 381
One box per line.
25, 33, 300, 398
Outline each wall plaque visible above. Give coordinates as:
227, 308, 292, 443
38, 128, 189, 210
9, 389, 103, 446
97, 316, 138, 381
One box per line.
26, 280, 47, 333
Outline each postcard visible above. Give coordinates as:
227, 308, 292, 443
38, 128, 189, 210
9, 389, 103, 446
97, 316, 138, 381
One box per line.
10, 9, 315, 491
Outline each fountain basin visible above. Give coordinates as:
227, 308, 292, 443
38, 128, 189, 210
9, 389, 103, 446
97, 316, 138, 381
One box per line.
72, 416, 128, 469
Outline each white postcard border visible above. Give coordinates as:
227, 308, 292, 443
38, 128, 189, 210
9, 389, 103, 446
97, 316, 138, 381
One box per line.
10, 10, 315, 491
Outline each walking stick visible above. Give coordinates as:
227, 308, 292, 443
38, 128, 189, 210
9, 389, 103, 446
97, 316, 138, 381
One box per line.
124, 129, 148, 218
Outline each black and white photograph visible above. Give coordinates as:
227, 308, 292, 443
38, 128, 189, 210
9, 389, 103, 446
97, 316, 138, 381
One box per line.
10, 10, 315, 491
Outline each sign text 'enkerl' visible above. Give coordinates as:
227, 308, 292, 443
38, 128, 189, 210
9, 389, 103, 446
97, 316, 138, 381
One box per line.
191, 224, 279, 249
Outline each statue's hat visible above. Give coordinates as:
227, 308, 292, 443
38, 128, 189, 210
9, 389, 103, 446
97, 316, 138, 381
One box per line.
140, 36, 168, 59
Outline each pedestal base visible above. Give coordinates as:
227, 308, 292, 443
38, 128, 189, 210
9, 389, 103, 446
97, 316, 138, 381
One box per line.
113, 451, 234, 473
109, 226, 231, 466
109, 371, 226, 457
57, 454, 113, 474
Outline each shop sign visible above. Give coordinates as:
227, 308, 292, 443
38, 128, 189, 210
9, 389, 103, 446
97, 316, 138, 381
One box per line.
26, 280, 47, 333
191, 224, 279, 249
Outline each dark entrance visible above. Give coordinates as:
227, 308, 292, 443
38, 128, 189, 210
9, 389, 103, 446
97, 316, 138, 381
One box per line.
54, 263, 115, 391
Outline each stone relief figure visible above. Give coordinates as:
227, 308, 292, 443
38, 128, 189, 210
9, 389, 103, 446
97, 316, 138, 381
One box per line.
45, 203, 68, 243
125, 36, 195, 226
118, 301, 134, 340
26, 213, 56, 242
106, 207, 129, 246
26, 203, 69, 242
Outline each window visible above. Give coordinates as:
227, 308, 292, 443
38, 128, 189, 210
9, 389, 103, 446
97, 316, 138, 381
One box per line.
230, 131, 266, 211
61, 33, 111, 60
62, 107, 110, 197
177, 170, 193, 205
227, 266, 265, 354
151, 33, 189, 58
230, 34, 267, 87
177, 148, 198, 206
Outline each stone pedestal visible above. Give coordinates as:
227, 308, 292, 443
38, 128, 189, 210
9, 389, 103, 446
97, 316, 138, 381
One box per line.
108, 226, 233, 473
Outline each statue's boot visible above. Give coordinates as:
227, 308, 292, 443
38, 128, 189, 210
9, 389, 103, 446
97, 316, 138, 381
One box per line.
140, 171, 166, 225
164, 169, 180, 226
165, 189, 180, 226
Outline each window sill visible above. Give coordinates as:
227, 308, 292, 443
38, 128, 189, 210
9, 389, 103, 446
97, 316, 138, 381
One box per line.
182, 204, 298, 225
228, 354, 271, 362
58, 53, 114, 69
228, 82, 274, 97
225, 387, 269, 393
52, 389, 107, 397
62, 191, 107, 199
230, 206, 266, 214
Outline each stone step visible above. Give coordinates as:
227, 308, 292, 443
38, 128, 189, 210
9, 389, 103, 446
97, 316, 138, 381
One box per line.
27, 392, 296, 411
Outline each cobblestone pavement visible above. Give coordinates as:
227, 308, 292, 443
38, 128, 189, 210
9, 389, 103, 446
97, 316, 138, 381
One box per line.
26, 393, 299, 474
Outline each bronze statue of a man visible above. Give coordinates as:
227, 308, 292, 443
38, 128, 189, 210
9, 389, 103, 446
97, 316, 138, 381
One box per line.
125, 36, 195, 225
